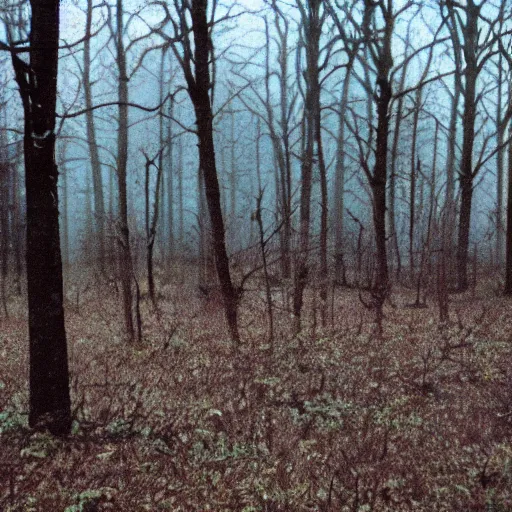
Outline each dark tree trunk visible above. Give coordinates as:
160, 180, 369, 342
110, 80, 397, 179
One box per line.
457, 73, 477, 292
445, 0, 479, 292
187, 0, 240, 343
362, 0, 393, 307
372, 76, 391, 296
496, 53, 504, 268
293, 0, 321, 333
115, 0, 135, 341
10, 0, 71, 435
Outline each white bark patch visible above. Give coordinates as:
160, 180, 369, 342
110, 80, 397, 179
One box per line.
32, 130, 53, 148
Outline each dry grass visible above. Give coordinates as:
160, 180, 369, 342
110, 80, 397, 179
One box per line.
1, 273, 512, 511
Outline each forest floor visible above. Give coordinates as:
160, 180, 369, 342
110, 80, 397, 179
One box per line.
1, 271, 512, 511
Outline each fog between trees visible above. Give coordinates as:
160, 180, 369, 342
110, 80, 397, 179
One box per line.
1, 0, 512, 435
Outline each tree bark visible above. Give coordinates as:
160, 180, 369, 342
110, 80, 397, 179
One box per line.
144, 152, 163, 304
185, 0, 240, 342
363, 0, 394, 304
333, 54, 354, 285
387, 29, 411, 282
409, 93, 422, 278
293, 0, 322, 333
84, 0, 105, 273
115, 0, 135, 341
496, 53, 504, 268
373, 76, 391, 296
316, 96, 328, 326
457, 54, 477, 292
445, 0, 479, 292
10, 0, 71, 435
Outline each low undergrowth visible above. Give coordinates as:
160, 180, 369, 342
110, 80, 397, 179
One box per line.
1, 280, 512, 511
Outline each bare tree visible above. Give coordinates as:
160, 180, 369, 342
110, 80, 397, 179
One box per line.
442, 0, 508, 291
106, 0, 136, 341
495, 51, 505, 268
327, 0, 360, 285
357, 0, 397, 319
293, 0, 325, 332
83, 0, 106, 274
156, 0, 241, 342
407, 38, 435, 280
2, 0, 71, 435
144, 149, 163, 304
231, 6, 296, 280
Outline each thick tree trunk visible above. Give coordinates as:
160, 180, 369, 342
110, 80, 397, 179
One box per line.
11, 0, 72, 435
